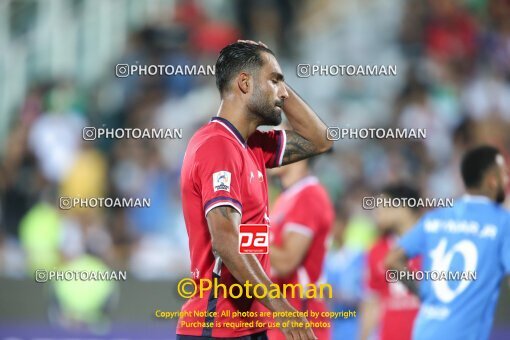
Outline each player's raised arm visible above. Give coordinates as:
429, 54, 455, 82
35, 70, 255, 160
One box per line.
281, 85, 333, 165
206, 206, 317, 340
235, 39, 332, 166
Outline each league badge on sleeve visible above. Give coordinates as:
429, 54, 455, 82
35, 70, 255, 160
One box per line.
213, 171, 231, 192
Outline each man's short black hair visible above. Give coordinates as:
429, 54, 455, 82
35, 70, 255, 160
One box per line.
381, 184, 421, 211
215, 42, 275, 95
461, 145, 501, 189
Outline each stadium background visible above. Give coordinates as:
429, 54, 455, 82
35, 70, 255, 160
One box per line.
1, 0, 510, 338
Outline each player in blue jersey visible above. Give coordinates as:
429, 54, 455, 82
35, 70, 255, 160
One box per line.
385, 145, 510, 340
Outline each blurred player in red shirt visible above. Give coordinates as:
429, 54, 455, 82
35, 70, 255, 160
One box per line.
267, 156, 335, 340
359, 184, 422, 340
177, 40, 332, 340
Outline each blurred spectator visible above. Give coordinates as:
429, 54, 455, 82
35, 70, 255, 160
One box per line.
49, 254, 118, 333
325, 210, 366, 340
359, 185, 422, 340
19, 202, 62, 272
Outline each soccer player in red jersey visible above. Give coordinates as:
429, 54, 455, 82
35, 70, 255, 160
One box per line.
177, 40, 332, 340
267, 157, 335, 340
359, 185, 422, 340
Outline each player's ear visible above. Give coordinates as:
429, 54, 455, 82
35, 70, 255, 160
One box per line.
237, 72, 250, 94
486, 170, 498, 191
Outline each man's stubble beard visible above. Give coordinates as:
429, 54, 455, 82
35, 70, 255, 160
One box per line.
247, 88, 282, 126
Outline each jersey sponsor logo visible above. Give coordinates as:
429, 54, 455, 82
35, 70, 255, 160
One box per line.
239, 224, 269, 254
213, 171, 231, 192
257, 170, 264, 182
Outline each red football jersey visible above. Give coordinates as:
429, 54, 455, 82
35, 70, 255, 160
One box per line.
366, 235, 421, 340
268, 176, 334, 340
177, 116, 286, 338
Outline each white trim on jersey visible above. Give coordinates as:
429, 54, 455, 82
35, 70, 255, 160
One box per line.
284, 222, 314, 238
278, 130, 287, 166
211, 120, 246, 148
204, 201, 242, 217
283, 175, 319, 199
213, 256, 222, 276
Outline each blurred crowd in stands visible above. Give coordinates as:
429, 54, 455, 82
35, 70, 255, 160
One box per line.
1, 0, 510, 332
